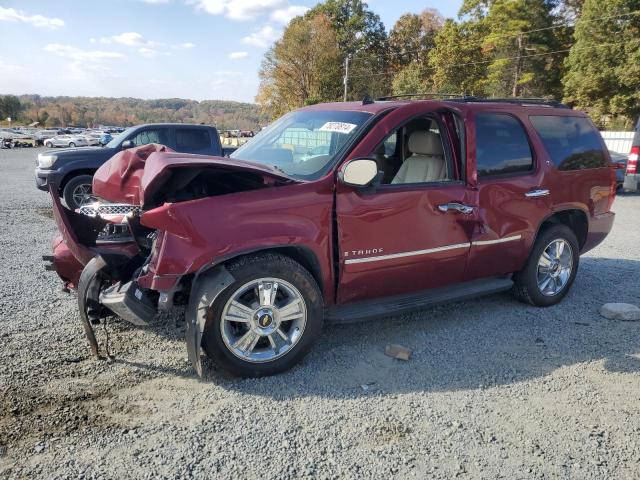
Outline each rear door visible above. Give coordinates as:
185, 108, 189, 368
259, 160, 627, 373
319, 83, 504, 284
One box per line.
335, 104, 475, 304
465, 111, 551, 280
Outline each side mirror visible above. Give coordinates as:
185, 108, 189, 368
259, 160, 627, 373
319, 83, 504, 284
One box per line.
340, 158, 379, 187
121, 140, 134, 149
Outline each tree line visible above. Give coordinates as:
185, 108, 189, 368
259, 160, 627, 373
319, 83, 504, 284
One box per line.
257, 0, 640, 129
0, 95, 268, 131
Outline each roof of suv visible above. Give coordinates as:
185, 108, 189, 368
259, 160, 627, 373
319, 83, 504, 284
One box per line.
300, 99, 585, 117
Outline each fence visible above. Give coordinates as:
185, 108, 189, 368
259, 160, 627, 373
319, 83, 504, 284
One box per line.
600, 131, 634, 154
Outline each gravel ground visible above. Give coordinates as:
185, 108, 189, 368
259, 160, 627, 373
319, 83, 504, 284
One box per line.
1, 147, 639, 479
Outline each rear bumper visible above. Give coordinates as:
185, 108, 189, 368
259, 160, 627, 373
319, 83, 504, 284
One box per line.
582, 211, 615, 254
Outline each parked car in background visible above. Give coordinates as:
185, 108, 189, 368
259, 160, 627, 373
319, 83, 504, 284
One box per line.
83, 132, 103, 146
45, 97, 617, 377
36, 123, 231, 209
609, 151, 627, 190
44, 135, 89, 149
100, 133, 113, 146
34, 130, 57, 145
622, 117, 639, 192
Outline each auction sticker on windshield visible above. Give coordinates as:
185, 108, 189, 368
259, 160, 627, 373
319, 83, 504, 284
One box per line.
319, 122, 358, 134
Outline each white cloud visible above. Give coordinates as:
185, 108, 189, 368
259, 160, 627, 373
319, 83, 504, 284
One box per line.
242, 25, 280, 48
178, 42, 196, 49
270, 5, 308, 24
44, 44, 125, 61
138, 47, 160, 58
191, 0, 292, 21
0, 6, 64, 29
100, 32, 161, 47
228, 51, 249, 60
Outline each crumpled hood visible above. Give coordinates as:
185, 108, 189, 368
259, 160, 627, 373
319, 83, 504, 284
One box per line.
93, 143, 295, 206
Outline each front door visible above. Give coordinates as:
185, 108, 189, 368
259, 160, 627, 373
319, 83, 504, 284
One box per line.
335, 106, 475, 304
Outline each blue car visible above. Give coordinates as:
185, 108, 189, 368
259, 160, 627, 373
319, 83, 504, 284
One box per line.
99, 133, 113, 146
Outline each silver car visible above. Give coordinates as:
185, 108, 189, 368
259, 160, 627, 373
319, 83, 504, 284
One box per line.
43, 135, 89, 148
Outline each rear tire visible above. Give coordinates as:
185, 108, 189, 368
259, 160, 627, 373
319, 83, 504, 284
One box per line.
513, 224, 579, 307
200, 253, 323, 377
69, 142, 76, 148
63, 174, 94, 210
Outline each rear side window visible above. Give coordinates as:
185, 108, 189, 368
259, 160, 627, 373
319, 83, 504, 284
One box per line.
475, 114, 533, 178
529, 115, 607, 170
176, 128, 211, 151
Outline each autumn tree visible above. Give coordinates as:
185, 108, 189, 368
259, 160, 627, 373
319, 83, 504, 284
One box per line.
256, 14, 342, 117
388, 9, 444, 95
307, 0, 389, 99
563, 0, 640, 127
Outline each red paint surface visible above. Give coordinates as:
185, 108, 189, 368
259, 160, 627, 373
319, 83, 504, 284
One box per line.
53, 100, 616, 305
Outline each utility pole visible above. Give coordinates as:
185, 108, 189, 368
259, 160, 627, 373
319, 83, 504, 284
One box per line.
343, 54, 351, 102
512, 33, 523, 97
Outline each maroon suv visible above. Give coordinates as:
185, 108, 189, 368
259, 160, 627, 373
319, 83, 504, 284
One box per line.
46, 98, 617, 377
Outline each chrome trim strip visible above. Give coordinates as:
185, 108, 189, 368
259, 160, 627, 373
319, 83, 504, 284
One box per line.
471, 234, 522, 246
344, 242, 471, 265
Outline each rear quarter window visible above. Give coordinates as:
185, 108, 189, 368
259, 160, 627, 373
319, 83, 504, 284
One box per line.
176, 128, 211, 151
529, 115, 607, 170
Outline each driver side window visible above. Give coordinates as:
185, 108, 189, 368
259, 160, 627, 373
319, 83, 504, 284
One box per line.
371, 116, 456, 185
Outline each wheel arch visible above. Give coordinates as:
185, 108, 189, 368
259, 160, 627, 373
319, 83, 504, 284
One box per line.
189, 245, 326, 300
59, 169, 97, 195
534, 208, 589, 251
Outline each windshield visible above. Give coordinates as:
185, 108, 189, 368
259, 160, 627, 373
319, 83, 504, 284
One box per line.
106, 126, 135, 148
230, 110, 372, 179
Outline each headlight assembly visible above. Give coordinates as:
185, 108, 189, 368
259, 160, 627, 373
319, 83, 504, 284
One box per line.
38, 154, 57, 169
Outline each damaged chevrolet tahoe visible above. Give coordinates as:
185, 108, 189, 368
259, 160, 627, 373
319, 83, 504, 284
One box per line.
45, 98, 617, 377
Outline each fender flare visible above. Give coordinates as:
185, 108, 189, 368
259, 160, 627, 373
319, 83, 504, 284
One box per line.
185, 264, 235, 376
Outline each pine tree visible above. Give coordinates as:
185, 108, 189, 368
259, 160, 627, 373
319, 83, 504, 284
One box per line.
563, 0, 640, 127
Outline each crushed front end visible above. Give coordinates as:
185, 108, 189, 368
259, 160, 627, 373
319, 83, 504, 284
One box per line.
46, 143, 295, 366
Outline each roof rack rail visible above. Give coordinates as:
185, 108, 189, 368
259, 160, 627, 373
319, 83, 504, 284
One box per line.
376, 92, 466, 101
451, 96, 571, 109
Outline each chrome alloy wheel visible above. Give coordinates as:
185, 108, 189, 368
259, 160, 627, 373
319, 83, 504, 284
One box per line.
220, 278, 307, 363
537, 238, 573, 296
72, 183, 93, 207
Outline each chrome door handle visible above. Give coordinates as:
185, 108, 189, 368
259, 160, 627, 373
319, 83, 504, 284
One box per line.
525, 189, 550, 198
437, 202, 474, 214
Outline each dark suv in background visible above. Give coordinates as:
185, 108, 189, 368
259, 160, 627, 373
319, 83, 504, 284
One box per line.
35, 123, 232, 209
623, 117, 640, 192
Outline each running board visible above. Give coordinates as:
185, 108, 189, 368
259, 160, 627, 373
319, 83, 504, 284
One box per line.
325, 277, 513, 324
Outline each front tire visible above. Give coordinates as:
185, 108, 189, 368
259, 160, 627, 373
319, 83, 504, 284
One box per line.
62, 174, 94, 209
199, 253, 323, 377
45, 141, 53, 148
513, 224, 579, 307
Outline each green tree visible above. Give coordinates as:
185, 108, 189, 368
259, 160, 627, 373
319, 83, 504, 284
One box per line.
429, 19, 488, 96
391, 62, 431, 94
256, 14, 342, 117
563, 0, 640, 127
307, 0, 390, 99
460, 0, 563, 98
0, 95, 23, 120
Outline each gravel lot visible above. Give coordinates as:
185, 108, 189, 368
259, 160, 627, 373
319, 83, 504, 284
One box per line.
1, 146, 639, 479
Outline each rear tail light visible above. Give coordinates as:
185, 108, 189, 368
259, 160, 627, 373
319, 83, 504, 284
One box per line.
628, 146, 639, 174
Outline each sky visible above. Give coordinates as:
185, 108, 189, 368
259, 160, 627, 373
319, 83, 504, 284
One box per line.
0, 0, 463, 104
